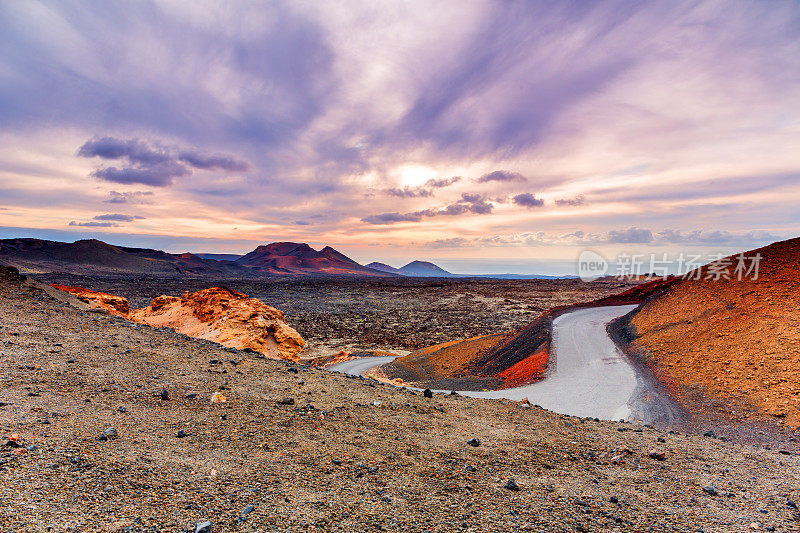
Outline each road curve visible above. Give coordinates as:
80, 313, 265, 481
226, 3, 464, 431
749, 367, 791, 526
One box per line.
328, 305, 679, 425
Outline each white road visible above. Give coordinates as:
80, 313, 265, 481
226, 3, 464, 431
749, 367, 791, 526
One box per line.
329, 305, 678, 424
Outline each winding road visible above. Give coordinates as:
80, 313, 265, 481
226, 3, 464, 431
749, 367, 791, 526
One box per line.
329, 305, 680, 425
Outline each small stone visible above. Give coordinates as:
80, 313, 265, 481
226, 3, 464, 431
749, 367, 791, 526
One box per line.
238, 505, 255, 521
504, 479, 520, 491
787, 499, 797, 510
703, 430, 716, 438
423, 389, 433, 398
185, 393, 198, 400
176, 430, 188, 438
117, 406, 127, 413
278, 398, 295, 405
99, 427, 118, 441
371, 400, 382, 407
210, 392, 226, 403
609, 496, 619, 504
467, 438, 480, 447
195, 521, 212, 533
647, 450, 666, 461
750, 523, 760, 530
158, 388, 169, 401
702, 485, 718, 496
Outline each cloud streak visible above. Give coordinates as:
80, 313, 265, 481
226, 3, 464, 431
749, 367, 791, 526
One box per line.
79, 137, 250, 187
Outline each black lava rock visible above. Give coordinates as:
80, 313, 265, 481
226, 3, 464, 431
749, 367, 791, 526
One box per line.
423, 389, 433, 398
467, 438, 481, 447
504, 479, 520, 491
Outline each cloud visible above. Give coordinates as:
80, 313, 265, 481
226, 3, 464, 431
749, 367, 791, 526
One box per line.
607, 227, 654, 243
78, 137, 172, 166
423, 237, 473, 248
79, 137, 249, 187
386, 176, 461, 198
93, 214, 144, 222
294, 220, 312, 225
476, 170, 527, 183
361, 212, 424, 224
104, 191, 154, 204
69, 221, 118, 227
177, 151, 251, 172
90, 163, 190, 187
512, 193, 545, 208
555, 195, 585, 207
363, 193, 493, 224
387, 186, 433, 198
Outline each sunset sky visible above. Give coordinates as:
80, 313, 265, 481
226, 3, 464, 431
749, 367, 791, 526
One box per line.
1, 1, 800, 274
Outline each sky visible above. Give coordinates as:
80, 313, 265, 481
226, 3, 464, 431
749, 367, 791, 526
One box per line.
1, 0, 800, 275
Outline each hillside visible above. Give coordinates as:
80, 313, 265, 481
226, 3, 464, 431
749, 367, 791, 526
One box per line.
365, 262, 403, 275
0, 238, 250, 277
0, 238, 391, 278
614, 237, 800, 427
1, 265, 797, 531
399, 260, 453, 277
235, 242, 389, 276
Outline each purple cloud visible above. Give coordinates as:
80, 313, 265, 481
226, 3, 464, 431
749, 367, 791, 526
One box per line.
476, 171, 527, 183
69, 221, 118, 228
555, 195, 585, 207
362, 212, 424, 224
90, 163, 190, 187
177, 151, 250, 172
512, 193, 544, 208
93, 214, 144, 222
608, 227, 654, 243
387, 176, 461, 198
105, 191, 154, 204
363, 193, 493, 224
80, 137, 249, 187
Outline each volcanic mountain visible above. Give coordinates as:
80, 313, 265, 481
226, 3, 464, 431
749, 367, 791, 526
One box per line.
235, 242, 389, 276
612, 237, 800, 427
365, 262, 403, 275
0, 238, 250, 277
399, 260, 453, 277
365, 260, 454, 277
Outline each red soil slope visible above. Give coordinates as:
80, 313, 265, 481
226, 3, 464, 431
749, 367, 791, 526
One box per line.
382, 278, 673, 390
618, 237, 800, 426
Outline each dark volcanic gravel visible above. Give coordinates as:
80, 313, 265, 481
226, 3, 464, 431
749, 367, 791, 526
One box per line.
35, 275, 633, 357
1, 269, 800, 531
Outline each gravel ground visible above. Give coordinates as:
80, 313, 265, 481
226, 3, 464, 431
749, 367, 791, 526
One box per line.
34, 274, 633, 358
2, 270, 800, 532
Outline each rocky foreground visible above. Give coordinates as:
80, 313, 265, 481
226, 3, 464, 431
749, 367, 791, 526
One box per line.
1, 267, 800, 532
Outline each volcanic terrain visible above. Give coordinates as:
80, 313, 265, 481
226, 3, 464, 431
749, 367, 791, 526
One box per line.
613, 237, 800, 428
2, 266, 799, 532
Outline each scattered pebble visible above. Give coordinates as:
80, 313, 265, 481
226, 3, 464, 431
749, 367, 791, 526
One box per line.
504, 479, 520, 491
467, 438, 480, 447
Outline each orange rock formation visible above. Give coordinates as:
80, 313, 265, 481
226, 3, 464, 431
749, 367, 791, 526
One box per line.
51, 285, 305, 362
50, 284, 130, 316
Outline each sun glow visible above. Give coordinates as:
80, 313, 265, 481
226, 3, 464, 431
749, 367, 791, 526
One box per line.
398, 164, 437, 187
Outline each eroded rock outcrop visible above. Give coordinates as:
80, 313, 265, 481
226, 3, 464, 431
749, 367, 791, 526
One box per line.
50, 284, 130, 316
131, 287, 305, 361
51, 285, 305, 362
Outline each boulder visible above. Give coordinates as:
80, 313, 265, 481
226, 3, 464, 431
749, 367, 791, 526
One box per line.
131, 287, 305, 361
